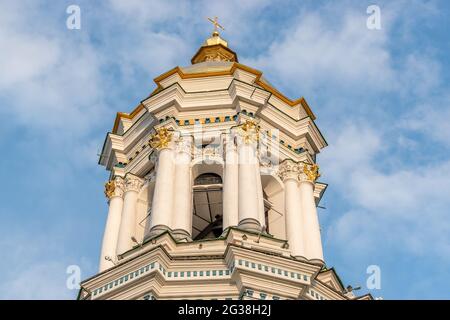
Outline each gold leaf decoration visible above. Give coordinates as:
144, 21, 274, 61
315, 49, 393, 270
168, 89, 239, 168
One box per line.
303, 163, 320, 182
239, 120, 260, 144
104, 180, 115, 199
149, 128, 173, 150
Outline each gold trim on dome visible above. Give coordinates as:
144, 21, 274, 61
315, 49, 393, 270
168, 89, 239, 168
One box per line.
149, 128, 173, 150
112, 103, 145, 134
303, 163, 320, 182
191, 44, 237, 64
112, 63, 316, 134
150, 62, 315, 117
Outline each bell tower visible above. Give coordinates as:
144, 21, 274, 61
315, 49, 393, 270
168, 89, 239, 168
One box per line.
79, 22, 372, 301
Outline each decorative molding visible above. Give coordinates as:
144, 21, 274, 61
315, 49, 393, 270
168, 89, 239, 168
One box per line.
91, 261, 232, 299
124, 175, 143, 193
175, 136, 192, 155
149, 128, 173, 150
301, 163, 320, 182
237, 119, 260, 144
277, 160, 299, 181
104, 177, 125, 199
148, 63, 316, 120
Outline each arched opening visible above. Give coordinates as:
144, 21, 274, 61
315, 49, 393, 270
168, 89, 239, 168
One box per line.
192, 172, 223, 240
261, 174, 285, 239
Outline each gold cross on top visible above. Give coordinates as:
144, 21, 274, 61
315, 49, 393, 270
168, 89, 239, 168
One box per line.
207, 16, 224, 35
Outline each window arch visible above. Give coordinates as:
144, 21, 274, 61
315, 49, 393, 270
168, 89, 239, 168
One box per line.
192, 173, 223, 240
194, 173, 222, 186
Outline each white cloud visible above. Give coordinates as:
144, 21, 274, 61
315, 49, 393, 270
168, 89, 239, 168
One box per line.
1, 262, 75, 300
399, 96, 450, 147
322, 123, 450, 260
0, 33, 60, 88
248, 9, 395, 92
0, 2, 106, 137
0, 231, 95, 300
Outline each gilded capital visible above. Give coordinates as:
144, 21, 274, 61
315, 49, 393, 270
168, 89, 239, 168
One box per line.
104, 177, 125, 199
301, 163, 321, 182
237, 120, 260, 144
149, 128, 173, 150
124, 175, 143, 193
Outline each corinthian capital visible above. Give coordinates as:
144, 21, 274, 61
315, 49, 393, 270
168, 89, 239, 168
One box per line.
149, 127, 173, 150
224, 134, 237, 152
277, 160, 299, 181
299, 163, 321, 182
237, 120, 260, 145
104, 176, 125, 199
124, 175, 143, 193
175, 136, 192, 155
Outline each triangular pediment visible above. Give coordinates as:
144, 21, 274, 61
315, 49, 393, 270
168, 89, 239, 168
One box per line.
316, 268, 345, 293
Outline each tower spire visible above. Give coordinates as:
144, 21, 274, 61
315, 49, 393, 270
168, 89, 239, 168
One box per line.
190, 17, 238, 64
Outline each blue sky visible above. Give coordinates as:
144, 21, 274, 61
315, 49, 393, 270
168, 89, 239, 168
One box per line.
0, 0, 449, 299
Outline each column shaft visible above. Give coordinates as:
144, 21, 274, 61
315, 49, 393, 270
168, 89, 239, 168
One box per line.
172, 148, 192, 239
238, 142, 261, 232
223, 140, 239, 230
148, 148, 175, 237
99, 178, 124, 271
300, 181, 324, 264
284, 178, 307, 259
116, 176, 142, 256
255, 163, 265, 229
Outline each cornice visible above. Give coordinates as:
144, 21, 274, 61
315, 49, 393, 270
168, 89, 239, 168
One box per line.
112, 103, 145, 134
150, 62, 316, 118
80, 227, 352, 301
112, 62, 317, 134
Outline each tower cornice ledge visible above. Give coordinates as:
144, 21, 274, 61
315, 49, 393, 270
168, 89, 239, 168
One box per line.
146, 62, 315, 119
80, 228, 356, 300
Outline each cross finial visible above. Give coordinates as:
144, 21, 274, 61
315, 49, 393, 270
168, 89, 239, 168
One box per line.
207, 16, 224, 36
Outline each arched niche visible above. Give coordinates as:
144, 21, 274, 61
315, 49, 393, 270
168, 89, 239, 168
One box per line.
261, 173, 286, 240
191, 157, 224, 181
191, 158, 224, 240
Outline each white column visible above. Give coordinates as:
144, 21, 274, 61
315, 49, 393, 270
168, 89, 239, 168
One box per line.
279, 161, 306, 260
116, 175, 143, 256
172, 136, 193, 240
222, 136, 239, 231
255, 162, 265, 229
99, 177, 124, 272
237, 137, 261, 232
147, 144, 176, 238
300, 163, 324, 265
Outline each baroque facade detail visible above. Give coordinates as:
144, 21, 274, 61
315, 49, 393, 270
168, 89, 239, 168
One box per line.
149, 128, 173, 150
85, 23, 373, 301
104, 177, 125, 199
237, 119, 260, 144
174, 136, 192, 155
124, 175, 143, 193
301, 163, 321, 182
277, 160, 300, 181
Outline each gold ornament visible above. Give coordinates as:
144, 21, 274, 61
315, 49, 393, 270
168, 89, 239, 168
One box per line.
207, 16, 225, 36
239, 120, 260, 144
149, 128, 173, 150
104, 180, 115, 199
303, 163, 320, 182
